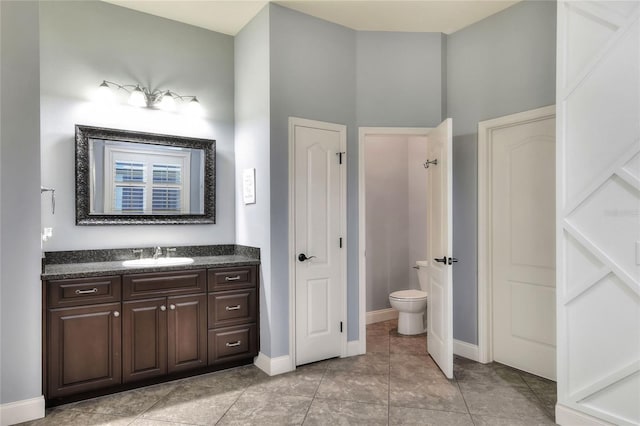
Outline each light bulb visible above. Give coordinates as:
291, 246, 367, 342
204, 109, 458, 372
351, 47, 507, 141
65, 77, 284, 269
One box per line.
185, 97, 203, 116
159, 91, 177, 111
128, 86, 147, 107
95, 81, 114, 104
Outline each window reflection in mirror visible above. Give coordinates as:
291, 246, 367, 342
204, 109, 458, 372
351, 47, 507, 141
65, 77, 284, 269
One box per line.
90, 139, 204, 215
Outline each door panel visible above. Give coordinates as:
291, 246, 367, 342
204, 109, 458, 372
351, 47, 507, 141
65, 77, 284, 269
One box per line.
293, 120, 345, 366
426, 118, 454, 379
167, 293, 207, 373
491, 116, 556, 380
47, 303, 121, 398
122, 298, 167, 382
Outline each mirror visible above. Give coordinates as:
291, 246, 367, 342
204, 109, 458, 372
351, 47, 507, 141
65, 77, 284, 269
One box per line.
76, 125, 215, 225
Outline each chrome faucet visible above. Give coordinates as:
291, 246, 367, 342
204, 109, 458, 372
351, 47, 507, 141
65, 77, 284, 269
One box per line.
153, 246, 162, 260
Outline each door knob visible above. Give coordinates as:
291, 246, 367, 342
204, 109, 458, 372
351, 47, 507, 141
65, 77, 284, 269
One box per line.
298, 253, 316, 262
434, 256, 447, 263
448, 257, 459, 265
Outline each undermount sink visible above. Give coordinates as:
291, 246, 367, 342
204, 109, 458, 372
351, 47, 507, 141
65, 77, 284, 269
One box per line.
122, 257, 195, 268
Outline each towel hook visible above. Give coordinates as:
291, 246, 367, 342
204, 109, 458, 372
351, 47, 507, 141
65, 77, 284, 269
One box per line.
423, 159, 438, 169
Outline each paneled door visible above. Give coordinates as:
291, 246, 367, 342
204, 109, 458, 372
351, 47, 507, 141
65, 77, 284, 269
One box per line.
557, 1, 639, 424
426, 118, 454, 379
488, 108, 556, 380
291, 117, 346, 366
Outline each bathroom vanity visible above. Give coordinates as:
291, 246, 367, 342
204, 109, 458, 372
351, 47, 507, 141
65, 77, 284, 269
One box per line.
41, 245, 259, 406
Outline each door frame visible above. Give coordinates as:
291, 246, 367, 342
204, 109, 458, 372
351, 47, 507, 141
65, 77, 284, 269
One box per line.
288, 117, 348, 370
477, 105, 556, 364
358, 126, 432, 353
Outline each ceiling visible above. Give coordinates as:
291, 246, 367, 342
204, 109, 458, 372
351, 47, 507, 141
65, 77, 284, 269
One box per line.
102, 0, 520, 36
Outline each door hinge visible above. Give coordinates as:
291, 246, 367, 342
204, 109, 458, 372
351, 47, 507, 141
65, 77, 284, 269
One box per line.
340, 321, 343, 333
337, 152, 346, 164
339, 237, 343, 248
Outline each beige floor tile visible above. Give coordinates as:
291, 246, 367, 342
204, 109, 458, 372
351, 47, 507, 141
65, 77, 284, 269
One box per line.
316, 370, 389, 405
389, 406, 474, 425
303, 399, 388, 425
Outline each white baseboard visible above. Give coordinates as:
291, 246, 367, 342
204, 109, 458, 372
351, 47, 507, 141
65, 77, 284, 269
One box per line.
366, 308, 398, 324
555, 404, 615, 426
453, 339, 479, 362
0, 395, 45, 426
346, 339, 365, 357
254, 352, 293, 376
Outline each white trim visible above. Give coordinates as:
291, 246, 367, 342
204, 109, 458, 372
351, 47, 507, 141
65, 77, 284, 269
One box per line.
288, 117, 348, 369
346, 339, 365, 357
555, 404, 615, 426
477, 105, 556, 365
453, 339, 480, 362
0, 396, 45, 426
366, 308, 398, 325
253, 352, 294, 377
358, 126, 432, 357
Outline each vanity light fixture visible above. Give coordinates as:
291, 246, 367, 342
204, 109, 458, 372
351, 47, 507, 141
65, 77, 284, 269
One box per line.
97, 80, 202, 114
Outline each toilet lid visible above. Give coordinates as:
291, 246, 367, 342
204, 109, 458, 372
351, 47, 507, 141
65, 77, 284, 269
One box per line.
390, 289, 427, 299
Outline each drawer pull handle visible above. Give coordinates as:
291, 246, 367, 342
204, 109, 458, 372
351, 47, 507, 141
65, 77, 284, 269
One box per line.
75, 288, 98, 295
226, 305, 241, 311
226, 341, 241, 347
225, 275, 242, 281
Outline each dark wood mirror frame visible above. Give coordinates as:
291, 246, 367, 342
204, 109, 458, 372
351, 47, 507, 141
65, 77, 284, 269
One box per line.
75, 125, 215, 225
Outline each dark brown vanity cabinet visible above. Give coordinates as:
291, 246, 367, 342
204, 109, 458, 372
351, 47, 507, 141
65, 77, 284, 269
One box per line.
122, 270, 207, 383
46, 276, 122, 399
207, 266, 259, 364
44, 264, 258, 403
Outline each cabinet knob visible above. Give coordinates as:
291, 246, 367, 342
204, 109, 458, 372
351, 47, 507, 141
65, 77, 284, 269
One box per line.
160, 305, 166, 311
113, 311, 120, 317
169, 304, 176, 310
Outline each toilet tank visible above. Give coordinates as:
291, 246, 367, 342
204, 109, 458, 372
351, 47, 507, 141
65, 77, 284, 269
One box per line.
416, 260, 429, 292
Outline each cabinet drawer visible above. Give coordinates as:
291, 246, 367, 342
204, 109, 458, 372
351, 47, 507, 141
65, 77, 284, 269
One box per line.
123, 270, 206, 300
47, 276, 121, 308
208, 289, 256, 329
208, 266, 256, 291
208, 324, 257, 365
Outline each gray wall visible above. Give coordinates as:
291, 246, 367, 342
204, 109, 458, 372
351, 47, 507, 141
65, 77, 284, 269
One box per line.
356, 32, 444, 127
365, 135, 428, 311
234, 6, 274, 356
366, 136, 411, 311
447, 0, 557, 344
269, 4, 358, 352
39, 1, 235, 251
0, 1, 42, 405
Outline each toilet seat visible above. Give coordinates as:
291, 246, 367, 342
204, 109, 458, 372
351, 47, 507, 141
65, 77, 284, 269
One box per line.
389, 289, 427, 300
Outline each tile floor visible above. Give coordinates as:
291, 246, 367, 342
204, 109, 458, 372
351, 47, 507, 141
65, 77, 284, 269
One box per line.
23, 320, 557, 425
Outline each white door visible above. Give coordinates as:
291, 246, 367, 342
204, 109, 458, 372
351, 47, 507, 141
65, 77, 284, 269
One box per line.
426, 118, 454, 379
491, 113, 556, 380
291, 118, 346, 366
557, 2, 640, 423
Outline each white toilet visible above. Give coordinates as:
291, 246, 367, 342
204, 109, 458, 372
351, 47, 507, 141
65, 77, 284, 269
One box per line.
389, 260, 428, 335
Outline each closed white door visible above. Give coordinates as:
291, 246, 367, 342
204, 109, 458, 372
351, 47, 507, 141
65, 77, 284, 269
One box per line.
426, 118, 454, 379
491, 113, 556, 380
291, 118, 346, 366
557, 2, 639, 423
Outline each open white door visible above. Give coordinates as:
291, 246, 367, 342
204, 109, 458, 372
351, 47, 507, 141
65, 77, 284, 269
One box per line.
426, 118, 454, 379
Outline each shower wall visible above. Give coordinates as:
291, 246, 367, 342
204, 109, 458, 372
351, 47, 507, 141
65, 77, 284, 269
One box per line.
365, 134, 428, 312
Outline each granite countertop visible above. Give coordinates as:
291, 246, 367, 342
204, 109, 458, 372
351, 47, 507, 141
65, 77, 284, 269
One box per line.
42, 245, 260, 280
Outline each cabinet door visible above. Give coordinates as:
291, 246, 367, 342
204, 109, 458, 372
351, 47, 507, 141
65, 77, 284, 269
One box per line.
167, 293, 207, 373
47, 303, 121, 398
122, 298, 167, 383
